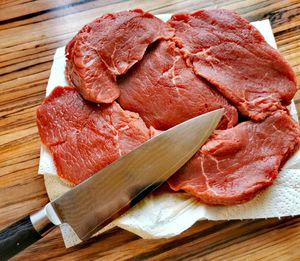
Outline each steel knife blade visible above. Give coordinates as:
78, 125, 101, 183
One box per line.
0, 108, 223, 259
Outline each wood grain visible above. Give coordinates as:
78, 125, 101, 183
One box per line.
0, 0, 299, 260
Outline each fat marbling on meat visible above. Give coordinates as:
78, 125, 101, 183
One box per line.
118, 40, 238, 130
168, 9, 297, 121
37, 86, 150, 184
168, 110, 300, 204
66, 9, 174, 104
41, 9, 300, 205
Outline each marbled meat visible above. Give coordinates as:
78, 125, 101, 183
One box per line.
65, 9, 174, 103
37, 86, 150, 184
118, 40, 238, 130
168, 111, 300, 204
41, 9, 300, 205
168, 9, 297, 121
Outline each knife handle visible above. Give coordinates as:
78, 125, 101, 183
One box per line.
0, 208, 55, 260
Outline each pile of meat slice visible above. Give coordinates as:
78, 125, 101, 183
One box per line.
37, 9, 300, 205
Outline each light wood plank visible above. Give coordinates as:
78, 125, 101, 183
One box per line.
0, 0, 299, 260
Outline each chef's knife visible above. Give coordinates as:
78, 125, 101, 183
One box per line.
0, 109, 223, 260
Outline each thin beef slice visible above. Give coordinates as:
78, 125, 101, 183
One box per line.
66, 9, 174, 103
168, 110, 300, 205
118, 40, 238, 130
37, 86, 150, 185
168, 9, 297, 121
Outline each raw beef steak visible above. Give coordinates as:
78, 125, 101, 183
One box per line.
168, 9, 297, 121
37, 86, 150, 184
168, 110, 300, 205
66, 9, 174, 103
39, 9, 300, 206
118, 40, 238, 130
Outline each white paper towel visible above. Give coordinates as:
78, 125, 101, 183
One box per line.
38, 16, 300, 248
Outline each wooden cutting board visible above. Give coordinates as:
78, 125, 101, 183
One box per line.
0, 0, 299, 260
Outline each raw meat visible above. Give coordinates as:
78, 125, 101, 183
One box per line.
39, 9, 300, 206
66, 9, 174, 103
168, 110, 300, 205
118, 40, 238, 130
168, 9, 297, 121
37, 86, 150, 184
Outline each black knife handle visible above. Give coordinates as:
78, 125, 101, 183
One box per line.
0, 209, 55, 260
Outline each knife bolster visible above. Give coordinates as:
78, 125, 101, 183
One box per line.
30, 207, 54, 236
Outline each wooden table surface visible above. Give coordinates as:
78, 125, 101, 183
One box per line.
1, 0, 300, 260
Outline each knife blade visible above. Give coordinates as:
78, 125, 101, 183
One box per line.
0, 108, 223, 260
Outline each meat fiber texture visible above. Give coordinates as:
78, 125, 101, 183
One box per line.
37, 86, 150, 185
168, 111, 300, 205
65, 9, 174, 104
118, 40, 238, 130
168, 9, 297, 121
39, 87, 299, 205
39, 16, 300, 248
